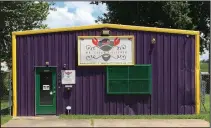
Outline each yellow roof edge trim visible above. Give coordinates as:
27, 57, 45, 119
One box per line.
12, 24, 200, 36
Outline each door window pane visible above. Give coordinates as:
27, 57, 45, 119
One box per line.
40, 72, 53, 105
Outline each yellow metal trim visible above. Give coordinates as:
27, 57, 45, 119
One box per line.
77, 36, 135, 66
77, 36, 81, 66
12, 34, 17, 117
133, 36, 135, 65
77, 36, 134, 38
195, 33, 200, 114
12, 24, 199, 36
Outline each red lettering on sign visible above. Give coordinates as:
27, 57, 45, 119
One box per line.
65, 72, 72, 75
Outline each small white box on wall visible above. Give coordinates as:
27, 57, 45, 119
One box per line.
61, 70, 76, 84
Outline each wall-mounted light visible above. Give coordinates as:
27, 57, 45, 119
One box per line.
101, 29, 110, 36
151, 37, 156, 44
45, 61, 49, 67
149, 37, 156, 54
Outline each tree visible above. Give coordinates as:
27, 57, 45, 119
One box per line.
0, 1, 53, 68
94, 1, 210, 53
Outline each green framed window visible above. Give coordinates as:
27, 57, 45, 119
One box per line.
106, 64, 152, 94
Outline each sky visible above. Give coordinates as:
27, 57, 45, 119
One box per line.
43, 1, 208, 60
43, 2, 107, 28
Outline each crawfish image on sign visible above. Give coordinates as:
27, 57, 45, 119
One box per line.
91, 37, 120, 61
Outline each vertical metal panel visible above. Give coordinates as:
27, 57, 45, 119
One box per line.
16, 36, 20, 116
16, 28, 195, 116
163, 34, 171, 114
156, 33, 164, 114
170, 34, 178, 114
185, 36, 191, 114
142, 32, 151, 115
190, 36, 196, 114
135, 32, 144, 115
151, 33, 158, 114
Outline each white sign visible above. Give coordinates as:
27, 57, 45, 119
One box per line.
78, 36, 135, 65
43, 85, 50, 90
61, 70, 76, 84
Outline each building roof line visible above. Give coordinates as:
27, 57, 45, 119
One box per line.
12, 23, 200, 36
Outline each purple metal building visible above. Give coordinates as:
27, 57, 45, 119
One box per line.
12, 24, 200, 116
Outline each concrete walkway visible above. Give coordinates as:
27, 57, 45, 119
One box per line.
2, 116, 210, 127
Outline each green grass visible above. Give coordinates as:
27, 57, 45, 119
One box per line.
1, 115, 12, 125
205, 94, 210, 112
60, 114, 210, 122
201, 62, 208, 72
1, 100, 12, 125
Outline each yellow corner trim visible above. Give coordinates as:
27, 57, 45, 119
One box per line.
12, 33, 17, 117
12, 24, 199, 36
195, 33, 200, 114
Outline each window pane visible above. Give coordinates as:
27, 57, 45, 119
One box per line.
40, 72, 53, 105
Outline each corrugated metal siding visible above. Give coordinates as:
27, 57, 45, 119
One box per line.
16, 28, 195, 116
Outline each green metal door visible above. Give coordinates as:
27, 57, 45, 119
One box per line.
35, 67, 56, 115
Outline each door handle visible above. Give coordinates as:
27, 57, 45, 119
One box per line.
49, 90, 56, 95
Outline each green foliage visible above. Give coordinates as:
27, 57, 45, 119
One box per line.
1, 100, 9, 110
95, 1, 210, 54
201, 62, 208, 72
0, 1, 53, 68
0, 72, 10, 99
